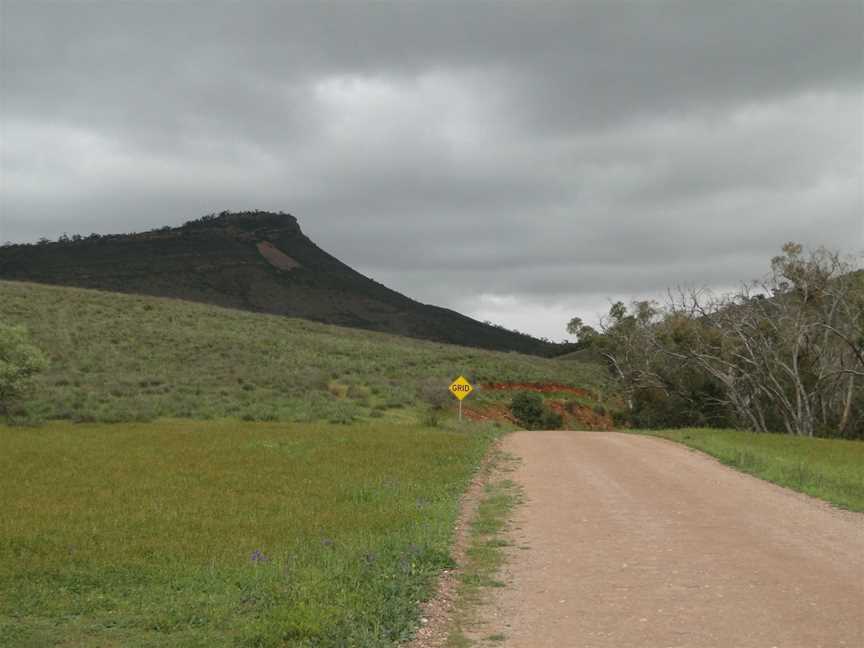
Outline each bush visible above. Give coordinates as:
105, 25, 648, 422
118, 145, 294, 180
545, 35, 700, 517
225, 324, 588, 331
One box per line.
347, 384, 371, 401
611, 409, 631, 428
327, 381, 349, 399
420, 406, 442, 428
240, 405, 278, 422
511, 392, 545, 429
511, 392, 565, 430
327, 400, 358, 425
0, 323, 48, 417
541, 409, 564, 430
4, 401, 46, 426
305, 369, 331, 392
418, 378, 451, 411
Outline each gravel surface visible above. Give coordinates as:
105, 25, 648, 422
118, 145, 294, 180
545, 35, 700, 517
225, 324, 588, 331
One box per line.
471, 431, 864, 648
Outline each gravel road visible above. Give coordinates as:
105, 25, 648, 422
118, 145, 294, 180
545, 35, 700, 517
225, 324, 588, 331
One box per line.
475, 431, 864, 648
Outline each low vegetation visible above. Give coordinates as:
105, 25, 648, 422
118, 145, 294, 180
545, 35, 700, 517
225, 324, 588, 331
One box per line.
644, 428, 864, 511
0, 281, 605, 425
0, 322, 47, 417
0, 420, 500, 647
509, 392, 563, 430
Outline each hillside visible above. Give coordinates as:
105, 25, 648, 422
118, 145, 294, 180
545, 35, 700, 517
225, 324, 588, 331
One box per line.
0, 280, 605, 423
0, 211, 565, 356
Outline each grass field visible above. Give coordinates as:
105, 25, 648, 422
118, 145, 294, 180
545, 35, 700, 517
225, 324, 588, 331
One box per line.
0, 281, 604, 425
646, 428, 864, 512
0, 420, 499, 647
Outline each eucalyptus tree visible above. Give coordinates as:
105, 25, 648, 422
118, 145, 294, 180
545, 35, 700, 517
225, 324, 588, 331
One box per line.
572, 244, 863, 437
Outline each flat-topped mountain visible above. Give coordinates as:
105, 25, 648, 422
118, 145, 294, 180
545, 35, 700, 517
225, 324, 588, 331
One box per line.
0, 210, 566, 356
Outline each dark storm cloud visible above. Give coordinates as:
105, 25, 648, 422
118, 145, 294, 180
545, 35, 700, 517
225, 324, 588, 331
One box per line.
2, 1, 862, 339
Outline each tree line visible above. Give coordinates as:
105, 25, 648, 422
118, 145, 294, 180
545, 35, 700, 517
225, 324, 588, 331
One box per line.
569, 244, 863, 438
0, 210, 293, 248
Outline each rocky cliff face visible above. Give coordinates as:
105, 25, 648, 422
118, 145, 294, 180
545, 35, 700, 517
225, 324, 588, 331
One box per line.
0, 211, 563, 356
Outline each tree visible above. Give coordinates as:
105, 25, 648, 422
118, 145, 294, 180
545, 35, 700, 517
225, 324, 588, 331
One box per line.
667, 245, 863, 436
0, 323, 48, 416
566, 316, 598, 343
571, 244, 863, 437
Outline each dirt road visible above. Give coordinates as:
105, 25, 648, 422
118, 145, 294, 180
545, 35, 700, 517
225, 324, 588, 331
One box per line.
475, 431, 864, 648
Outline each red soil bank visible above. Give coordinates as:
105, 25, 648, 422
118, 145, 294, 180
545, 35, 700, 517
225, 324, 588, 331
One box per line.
482, 382, 595, 399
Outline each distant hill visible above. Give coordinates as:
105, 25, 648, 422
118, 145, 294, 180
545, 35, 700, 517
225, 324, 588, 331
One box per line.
0, 211, 569, 356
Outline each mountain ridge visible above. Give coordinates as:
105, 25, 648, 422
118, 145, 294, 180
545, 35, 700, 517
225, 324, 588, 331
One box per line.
0, 210, 567, 356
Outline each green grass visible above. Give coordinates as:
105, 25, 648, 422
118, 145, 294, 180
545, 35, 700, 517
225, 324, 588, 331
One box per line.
0, 420, 500, 647
644, 428, 864, 512
0, 281, 605, 425
447, 453, 521, 647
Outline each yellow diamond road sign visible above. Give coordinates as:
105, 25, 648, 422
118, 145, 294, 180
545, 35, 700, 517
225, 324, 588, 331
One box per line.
449, 376, 473, 401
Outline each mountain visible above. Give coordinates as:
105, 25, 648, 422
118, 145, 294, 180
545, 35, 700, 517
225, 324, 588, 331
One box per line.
0, 210, 566, 356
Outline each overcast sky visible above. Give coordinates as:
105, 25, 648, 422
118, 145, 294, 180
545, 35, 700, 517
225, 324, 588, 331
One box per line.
2, 2, 862, 340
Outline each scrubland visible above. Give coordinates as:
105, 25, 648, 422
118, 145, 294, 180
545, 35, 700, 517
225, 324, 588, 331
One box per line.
0, 281, 603, 425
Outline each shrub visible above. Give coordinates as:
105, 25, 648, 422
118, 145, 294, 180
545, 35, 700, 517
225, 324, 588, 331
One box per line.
611, 409, 631, 428
241, 405, 278, 422
510, 392, 545, 429
420, 406, 442, 428
4, 401, 46, 426
511, 392, 566, 430
541, 409, 564, 430
418, 378, 451, 411
327, 400, 357, 425
0, 323, 48, 417
327, 382, 349, 399
347, 384, 371, 401
305, 369, 331, 392
384, 393, 407, 409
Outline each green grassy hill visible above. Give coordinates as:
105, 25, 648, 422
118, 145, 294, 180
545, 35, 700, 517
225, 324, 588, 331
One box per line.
0, 280, 605, 424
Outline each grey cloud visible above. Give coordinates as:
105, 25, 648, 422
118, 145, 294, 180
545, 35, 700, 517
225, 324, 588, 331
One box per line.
6, 2, 862, 133
1, 1, 862, 338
